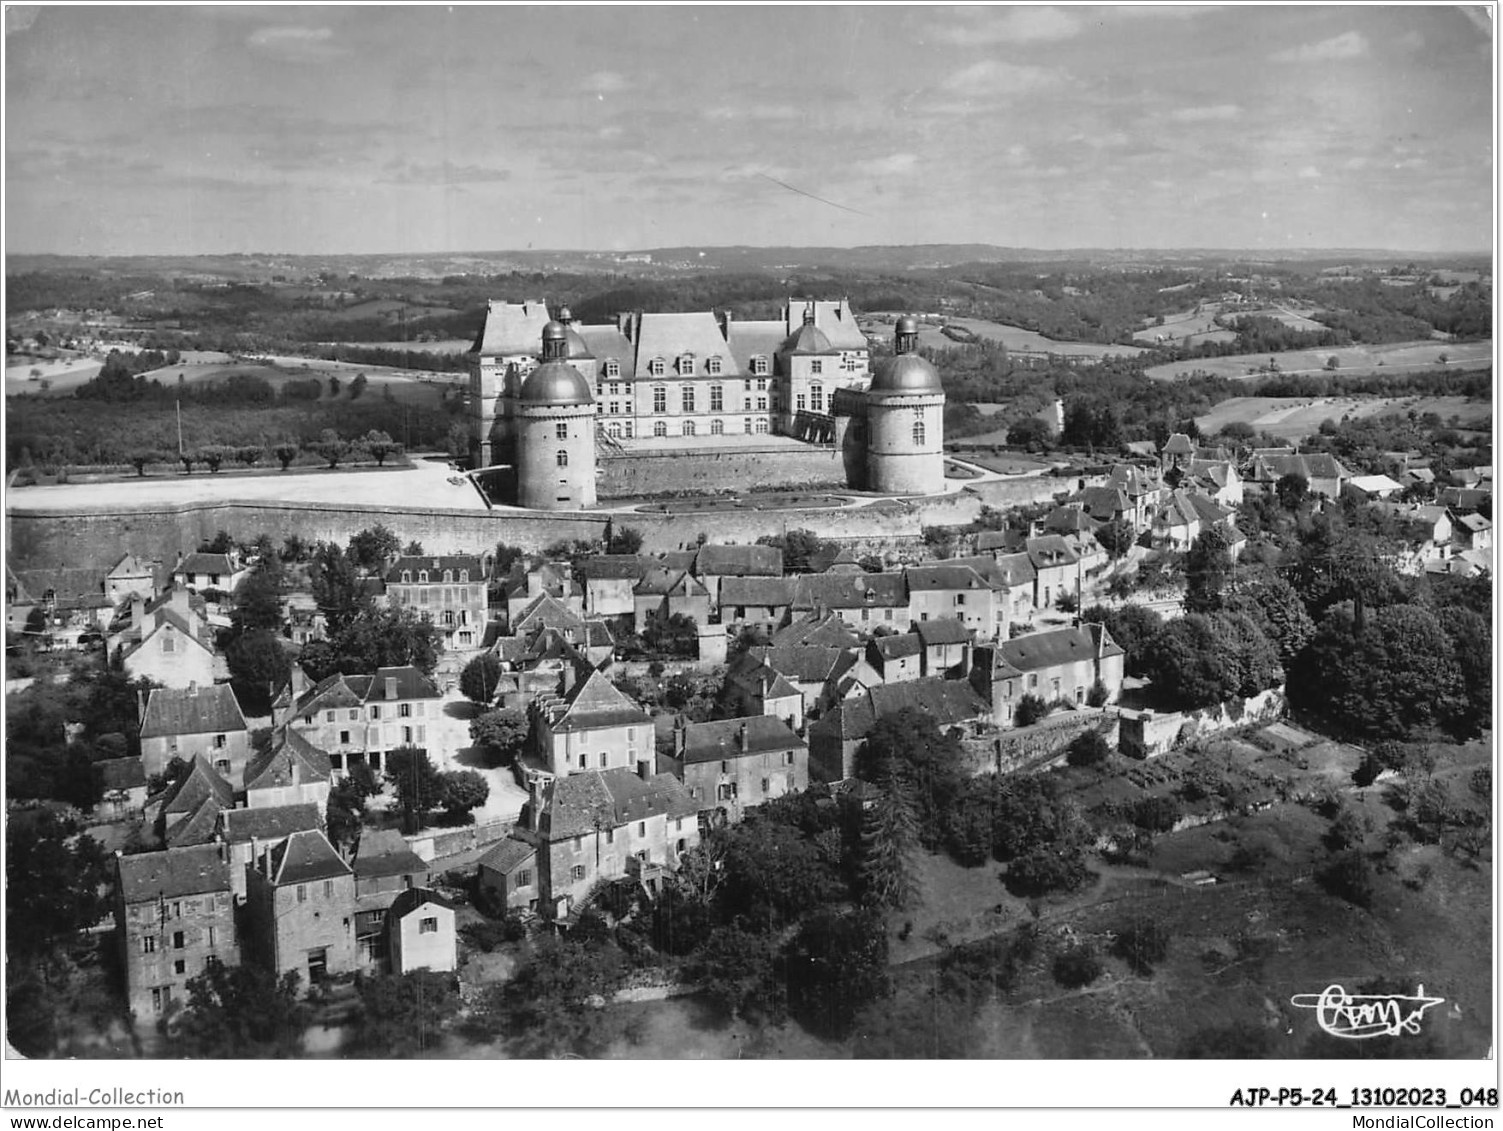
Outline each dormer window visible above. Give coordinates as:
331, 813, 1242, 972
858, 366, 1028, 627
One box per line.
648, 357, 665, 377
706, 356, 723, 376
443, 570, 453, 583
603, 359, 621, 379
418, 571, 429, 583
677, 354, 695, 375
751, 356, 769, 376
459, 570, 469, 583
401, 571, 412, 584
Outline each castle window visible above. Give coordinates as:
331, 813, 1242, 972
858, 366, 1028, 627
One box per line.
678, 354, 695, 375
757, 377, 768, 390
653, 421, 667, 438
796, 394, 806, 412
609, 401, 619, 415
743, 418, 753, 433
710, 385, 723, 411
418, 571, 429, 583
623, 422, 633, 438
603, 359, 620, 379
810, 385, 824, 413
756, 420, 769, 434
608, 422, 623, 438
682, 387, 695, 413
743, 379, 751, 391
682, 421, 696, 437
401, 571, 411, 583
752, 356, 769, 376
648, 357, 665, 377
653, 386, 667, 414
757, 396, 767, 410
811, 360, 823, 374
912, 420, 926, 446
556, 450, 568, 467
459, 570, 469, 583
555, 422, 568, 440
707, 356, 722, 375
443, 570, 453, 583
711, 419, 724, 436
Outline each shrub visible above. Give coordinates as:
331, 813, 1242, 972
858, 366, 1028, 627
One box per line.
1014, 693, 1050, 728
1052, 946, 1103, 989
1065, 729, 1112, 768
1319, 849, 1375, 908
1005, 847, 1089, 897
1085, 679, 1110, 708
1130, 795, 1182, 833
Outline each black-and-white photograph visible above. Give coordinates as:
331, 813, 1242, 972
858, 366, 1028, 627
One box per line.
2, 0, 1494, 1116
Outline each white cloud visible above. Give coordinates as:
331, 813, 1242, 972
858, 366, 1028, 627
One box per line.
1297, 165, 1321, 179
857, 152, 920, 176
943, 60, 1058, 99
718, 162, 793, 183
246, 26, 344, 61
1169, 104, 1242, 123
932, 6, 1082, 46
1112, 6, 1222, 20
701, 105, 801, 123
1271, 31, 1369, 63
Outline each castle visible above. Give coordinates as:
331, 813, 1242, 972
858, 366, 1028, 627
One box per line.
467, 300, 945, 508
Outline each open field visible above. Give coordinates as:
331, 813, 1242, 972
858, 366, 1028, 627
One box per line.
4, 356, 104, 396
1196, 394, 1493, 443
346, 339, 473, 353
1229, 304, 1328, 332
1131, 302, 1233, 347
1147, 338, 1493, 382
864, 313, 1150, 360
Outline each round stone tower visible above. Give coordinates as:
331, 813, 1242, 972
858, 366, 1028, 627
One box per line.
515, 322, 597, 510
864, 316, 945, 495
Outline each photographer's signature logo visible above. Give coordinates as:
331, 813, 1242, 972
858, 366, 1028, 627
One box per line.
1290, 984, 1445, 1039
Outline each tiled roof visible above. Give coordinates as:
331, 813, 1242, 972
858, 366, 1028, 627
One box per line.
998, 623, 1124, 672
353, 828, 429, 879
98, 757, 148, 791
1348, 474, 1403, 494
915, 618, 972, 646
1254, 452, 1351, 481
472, 299, 552, 356
1070, 486, 1130, 519
627, 311, 738, 380
1456, 512, 1492, 532
140, 685, 247, 739
1437, 487, 1491, 511
975, 529, 1025, 554
791, 572, 906, 610
870, 633, 923, 661
579, 555, 651, 581
904, 564, 990, 592
268, 829, 351, 886
541, 767, 700, 841
220, 803, 322, 845
10, 567, 107, 604
986, 552, 1037, 586
177, 552, 236, 577
117, 844, 231, 904
694, 544, 783, 578
680, 715, 805, 764
243, 728, 333, 793
543, 669, 651, 732
719, 576, 796, 608
165, 796, 225, 848
1044, 507, 1099, 535
1163, 432, 1195, 455
770, 612, 862, 649
634, 567, 708, 598
108, 553, 155, 579
360, 666, 442, 704
163, 755, 236, 816
385, 555, 485, 584
478, 836, 536, 875
514, 593, 586, 636
753, 644, 847, 685
294, 673, 363, 717
1026, 535, 1080, 569
810, 677, 988, 744
387, 886, 456, 921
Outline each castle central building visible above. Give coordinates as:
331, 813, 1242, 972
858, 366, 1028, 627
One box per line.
468, 302, 944, 509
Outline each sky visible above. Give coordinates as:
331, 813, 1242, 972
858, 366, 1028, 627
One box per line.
3, 3, 1494, 255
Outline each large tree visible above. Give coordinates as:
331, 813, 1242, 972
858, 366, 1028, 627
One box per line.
5, 809, 110, 962
385, 746, 446, 833
347, 524, 401, 573
469, 707, 529, 766
1184, 526, 1233, 614
1291, 603, 1465, 741
1141, 612, 1281, 711
459, 652, 504, 705
226, 630, 292, 716
783, 908, 890, 1040
478, 933, 627, 1057
309, 541, 370, 633
348, 971, 459, 1057
1223, 575, 1315, 665
858, 708, 967, 848
171, 961, 311, 1057
1081, 602, 1162, 677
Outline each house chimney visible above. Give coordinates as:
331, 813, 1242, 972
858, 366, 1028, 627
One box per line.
384, 677, 398, 701
637, 758, 652, 781
131, 594, 145, 629
188, 681, 198, 697
738, 723, 749, 752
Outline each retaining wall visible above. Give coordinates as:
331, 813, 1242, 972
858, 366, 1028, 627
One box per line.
1118, 687, 1288, 759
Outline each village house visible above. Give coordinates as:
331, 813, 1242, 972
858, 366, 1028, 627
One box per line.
155, 754, 235, 848
1452, 512, 1493, 554
503, 561, 583, 627
171, 550, 249, 595
521, 764, 701, 920
1150, 489, 1246, 558
903, 563, 999, 639
284, 665, 443, 775
104, 553, 159, 604
384, 554, 488, 651
138, 683, 250, 780
866, 632, 923, 683
1343, 474, 1405, 504
1026, 535, 1081, 611
717, 575, 796, 634
748, 644, 863, 717
242, 728, 333, 810
915, 617, 973, 678
219, 803, 323, 901
352, 829, 431, 968
1185, 458, 1244, 507
971, 623, 1125, 724
661, 715, 808, 824
476, 836, 540, 916
1245, 451, 1352, 500
244, 829, 357, 992
632, 565, 712, 634
115, 843, 240, 1022
578, 555, 648, 620
692, 543, 783, 605
718, 657, 805, 732
529, 667, 654, 777
808, 678, 990, 782
790, 571, 908, 631
386, 888, 458, 975
112, 588, 218, 690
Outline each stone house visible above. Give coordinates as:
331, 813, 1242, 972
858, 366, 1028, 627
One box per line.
529, 668, 654, 777
971, 623, 1125, 724
138, 684, 250, 780
476, 836, 540, 916
115, 843, 240, 1023
284, 665, 442, 775
386, 888, 458, 975
171, 551, 249, 595
903, 563, 999, 639
807, 677, 990, 782
352, 829, 431, 968
244, 829, 357, 992
114, 589, 218, 690
692, 543, 783, 605
660, 715, 808, 824
219, 803, 323, 901
242, 728, 333, 810
632, 566, 711, 634
384, 554, 488, 652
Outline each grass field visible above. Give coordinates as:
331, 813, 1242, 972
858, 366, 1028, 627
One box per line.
864, 313, 1150, 359
1131, 302, 1232, 346
1147, 339, 1493, 382
1196, 394, 1493, 442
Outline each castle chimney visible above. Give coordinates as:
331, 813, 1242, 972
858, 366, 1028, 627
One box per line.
738, 723, 749, 752
131, 594, 145, 630
384, 677, 398, 701
674, 717, 686, 758
637, 758, 652, 781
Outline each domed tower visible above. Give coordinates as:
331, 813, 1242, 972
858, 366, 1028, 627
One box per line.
864, 316, 945, 495
555, 306, 598, 395
515, 322, 597, 510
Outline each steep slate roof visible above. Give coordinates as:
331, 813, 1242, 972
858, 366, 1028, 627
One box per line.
915, 617, 972, 647
694, 544, 783, 578
471, 299, 553, 356
870, 633, 923, 661
904, 564, 990, 592
1437, 487, 1491, 512
220, 803, 322, 845
539, 767, 699, 841
108, 553, 156, 579
140, 685, 247, 739
811, 678, 989, 745
163, 755, 236, 817
176, 552, 236, 577
1252, 452, 1351, 482
513, 593, 585, 636
791, 572, 907, 610
628, 311, 739, 379
478, 836, 536, 875
1163, 432, 1195, 456
1025, 535, 1080, 570
1069, 486, 1131, 520
353, 828, 429, 879
541, 669, 651, 732
385, 554, 484, 583
166, 795, 226, 848
753, 645, 849, 685
975, 529, 1027, 554
998, 624, 1124, 672
117, 844, 231, 904
811, 545, 864, 573
243, 728, 333, 794
1455, 512, 1492, 533
122, 606, 216, 661
387, 886, 457, 924
1107, 464, 1160, 496
680, 716, 805, 764
99, 757, 148, 791
294, 673, 364, 717
719, 576, 796, 608
987, 552, 1037, 587
770, 612, 863, 649
634, 567, 708, 598
362, 666, 442, 703
1044, 507, 1100, 535
579, 555, 652, 581
267, 829, 351, 886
